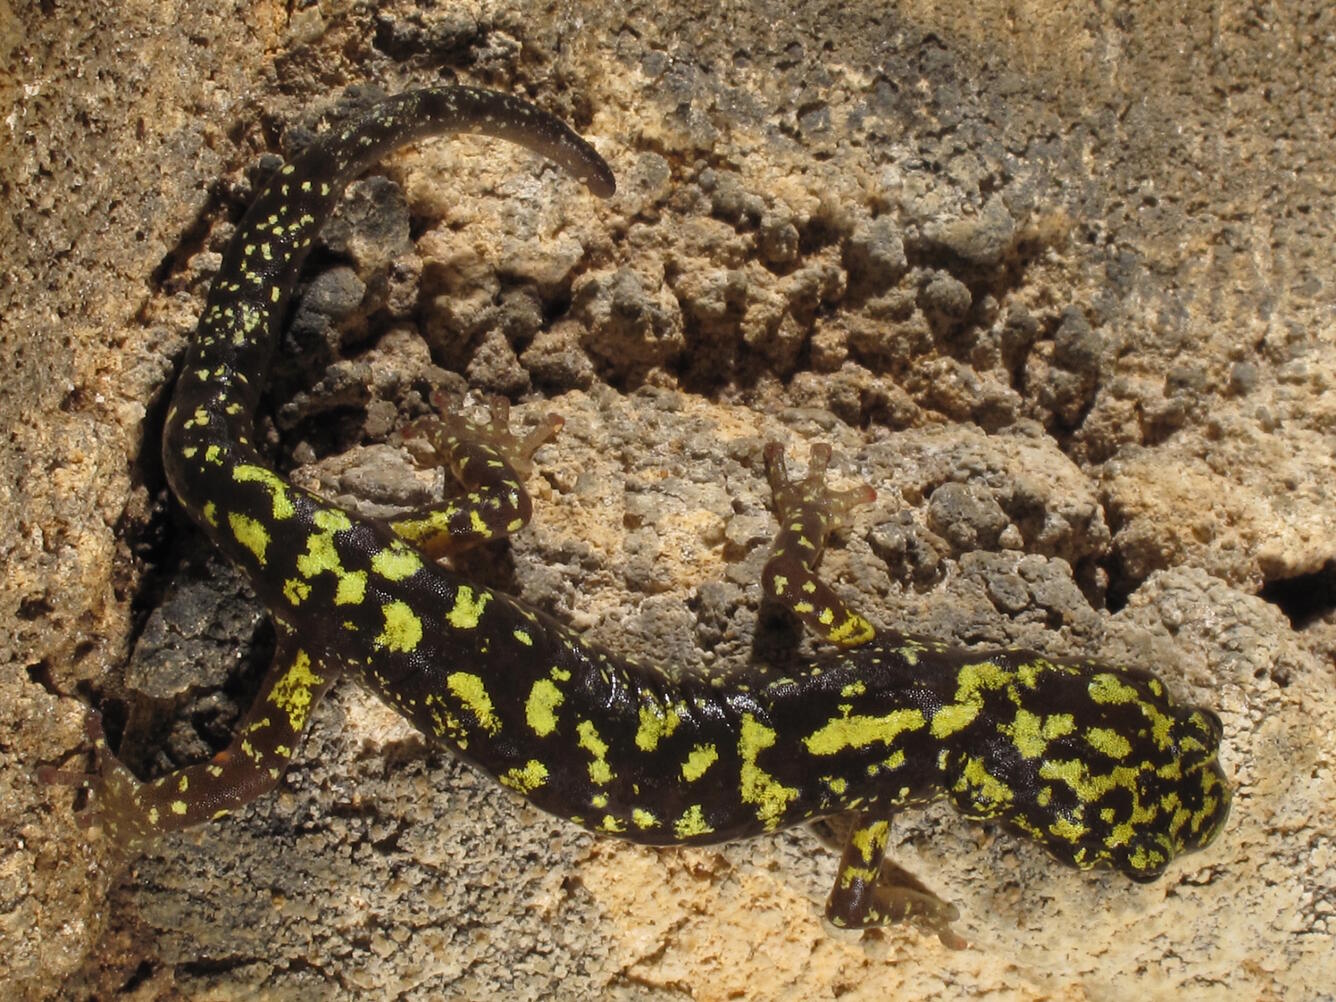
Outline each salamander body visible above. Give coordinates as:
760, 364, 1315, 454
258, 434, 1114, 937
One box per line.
52, 87, 1229, 937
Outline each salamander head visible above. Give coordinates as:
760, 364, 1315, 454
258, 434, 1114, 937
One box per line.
1108, 704, 1230, 882
1026, 695, 1230, 881
941, 661, 1231, 881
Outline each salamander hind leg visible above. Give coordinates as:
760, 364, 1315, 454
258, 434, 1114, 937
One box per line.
825, 812, 966, 949
40, 630, 338, 849
762, 442, 877, 646
390, 392, 563, 559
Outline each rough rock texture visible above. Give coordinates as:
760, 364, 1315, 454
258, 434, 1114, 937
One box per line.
3, 1, 1333, 999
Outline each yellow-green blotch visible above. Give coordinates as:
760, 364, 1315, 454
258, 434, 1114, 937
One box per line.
634, 702, 681, 751
738, 714, 799, 830
674, 804, 713, 839
447, 672, 501, 736
500, 760, 549, 794
266, 649, 325, 732
228, 512, 270, 565
681, 744, 718, 782
376, 601, 423, 653
577, 720, 613, 784
804, 707, 925, 756
371, 544, 423, 582
447, 585, 490, 629
525, 678, 563, 737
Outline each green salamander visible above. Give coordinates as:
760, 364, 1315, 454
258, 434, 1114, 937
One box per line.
47, 87, 1229, 938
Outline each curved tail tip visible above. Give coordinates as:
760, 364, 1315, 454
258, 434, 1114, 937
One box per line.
585, 162, 616, 199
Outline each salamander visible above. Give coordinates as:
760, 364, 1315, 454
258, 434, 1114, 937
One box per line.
45, 86, 1230, 940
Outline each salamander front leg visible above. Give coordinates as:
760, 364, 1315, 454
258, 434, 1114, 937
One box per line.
40, 627, 337, 849
826, 812, 966, 949
762, 442, 877, 646
390, 391, 563, 558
